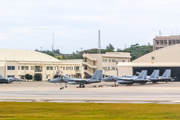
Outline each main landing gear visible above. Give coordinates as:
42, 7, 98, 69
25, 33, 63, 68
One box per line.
127, 84, 133, 86
78, 84, 85, 88
140, 82, 146, 85
152, 81, 158, 84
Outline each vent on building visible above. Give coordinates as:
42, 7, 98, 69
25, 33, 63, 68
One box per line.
151, 56, 155, 60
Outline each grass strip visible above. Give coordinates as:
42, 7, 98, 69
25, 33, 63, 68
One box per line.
0, 102, 180, 120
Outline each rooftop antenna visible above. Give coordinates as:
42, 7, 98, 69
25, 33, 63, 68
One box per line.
98, 30, 101, 54
159, 30, 161, 36
52, 33, 54, 53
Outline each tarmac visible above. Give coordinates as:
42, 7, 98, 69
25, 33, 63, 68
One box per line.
0, 81, 180, 103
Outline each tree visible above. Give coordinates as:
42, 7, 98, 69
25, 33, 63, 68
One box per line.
106, 44, 115, 51
53, 49, 60, 54
25, 74, 33, 81
117, 48, 122, 52
34, 74, 42, 81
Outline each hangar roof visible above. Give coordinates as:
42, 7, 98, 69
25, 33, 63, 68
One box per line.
0, 48, 61, 62
133, 44, 180, 63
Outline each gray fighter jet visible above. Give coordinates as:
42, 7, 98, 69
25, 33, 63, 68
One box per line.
49, 70, 102, 88
117, 70, 148, 85
0, 75, 23, 84
102, 70, 148, 86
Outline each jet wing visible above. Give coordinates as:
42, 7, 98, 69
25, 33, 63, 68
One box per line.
63, 78, 88, 84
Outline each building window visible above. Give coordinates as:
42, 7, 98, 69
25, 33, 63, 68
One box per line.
169, 42, 171, 44
75, 66, 79, 70
57, 66, 59, 70
63, 67, 65, 70
7, 75, 15, 78
157, 42, 159, 44
18, 66, 20, 70
21, 75, 25, 79
122, 60, 125, 62
108, 67, 110, 70
31, 66, 34, 70
66, 67, 68, 70
21, 66, 24, 70
72, 67, 73, 70
112, 67, 115, 70
103, 59, 107, 62
165, 42, 167, 44
103, 67, 107, 70
116, 61, 118, 64
109, 59, 111, 62
46, 66, 49, 70
112, 59, 116, 62
7, 66, 15, 70
21, 66, 28, 70
50, 66, 53, 70
161, 42, 163, 44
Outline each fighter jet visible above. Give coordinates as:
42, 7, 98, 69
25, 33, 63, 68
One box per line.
102, 70, 148, 86
117, 70, 148, 85
49, 70, 102, 88
0, 75, 23, 84
150, 69, 173, 83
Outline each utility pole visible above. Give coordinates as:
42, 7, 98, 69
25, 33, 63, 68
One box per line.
98, 30, 101, 54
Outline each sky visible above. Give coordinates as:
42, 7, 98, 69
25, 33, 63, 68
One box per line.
0, 0, 180, 53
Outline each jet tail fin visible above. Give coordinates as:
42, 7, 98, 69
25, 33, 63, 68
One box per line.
162, 69, 171, 77
91, 70, 102, 81
137, 70, 147, 79
149, 70, 159, 79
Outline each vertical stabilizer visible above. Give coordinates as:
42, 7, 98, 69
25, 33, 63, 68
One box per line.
150, 70, 159, 79
0, 75, 3, 78
162, 69, 171, 77
91, 70, 102, 81
137, 70, 147, 79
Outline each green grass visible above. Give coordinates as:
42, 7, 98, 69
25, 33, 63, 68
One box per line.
0, 102, 180, 120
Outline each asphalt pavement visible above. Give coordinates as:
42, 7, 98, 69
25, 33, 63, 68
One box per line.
0, 81, 180, 103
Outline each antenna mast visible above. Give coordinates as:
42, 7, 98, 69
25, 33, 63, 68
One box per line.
52, 33, 54, 53
98, 30, 101, 54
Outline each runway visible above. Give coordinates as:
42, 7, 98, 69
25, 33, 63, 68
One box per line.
0, 81, 180, 103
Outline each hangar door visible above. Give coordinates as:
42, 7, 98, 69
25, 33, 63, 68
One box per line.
133, 67, 180, 81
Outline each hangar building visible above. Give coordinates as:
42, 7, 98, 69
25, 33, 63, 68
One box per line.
118, 44, 180, 81
0, 48, 82, 81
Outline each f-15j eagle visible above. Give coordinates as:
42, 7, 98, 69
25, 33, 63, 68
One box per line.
49, 70, 102, 88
